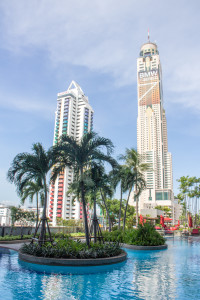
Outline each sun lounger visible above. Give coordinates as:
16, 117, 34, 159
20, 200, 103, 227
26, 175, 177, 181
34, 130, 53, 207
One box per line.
165, 229, 173, 235
191, 229, 199, 235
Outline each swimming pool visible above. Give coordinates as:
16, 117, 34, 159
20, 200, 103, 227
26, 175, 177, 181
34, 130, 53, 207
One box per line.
0, 237, 200, 299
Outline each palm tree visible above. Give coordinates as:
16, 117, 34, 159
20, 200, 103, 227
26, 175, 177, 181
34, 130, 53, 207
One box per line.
86, 164, 101, 243
97, 167, 113, 232
7, 143, 54, 244
86, 164, 114, 239
120, 148, 150, 227
51, 131, 117, 246
110, 165, 130, 229
20, 179, 44, 228
177, 176, 190, 221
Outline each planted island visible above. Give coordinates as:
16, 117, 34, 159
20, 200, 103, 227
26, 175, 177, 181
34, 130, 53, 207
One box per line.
103, 223, 167, 250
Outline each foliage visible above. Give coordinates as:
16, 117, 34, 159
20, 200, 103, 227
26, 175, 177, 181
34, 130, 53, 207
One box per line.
7, 143, 55, 244
155, 206, 172, 217
10, 206, 21, 225
102, 230, 125, 243
20, 180, 44, 206
56, 218, 83, 227
20, 179, 44, 227
177, 176, 200, 225
50, 232, 85, 239
125, 224, 165, 246
109, 165, 133, 229
0, 235, 32, 241
85, 165, 113, 232
119, 148, 150, 227
51, 131, 117, 246
103, 223, 165, 246
101, 198, 135, 228
10, 206, 35, 226
21, 239, 122, 259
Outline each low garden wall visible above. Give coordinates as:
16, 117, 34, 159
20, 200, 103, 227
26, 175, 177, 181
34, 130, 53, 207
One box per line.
19, 250, 127, 266
122, 243, 168, 250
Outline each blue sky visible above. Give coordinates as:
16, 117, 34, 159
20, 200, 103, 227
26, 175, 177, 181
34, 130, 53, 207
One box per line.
0, 0, 200, 206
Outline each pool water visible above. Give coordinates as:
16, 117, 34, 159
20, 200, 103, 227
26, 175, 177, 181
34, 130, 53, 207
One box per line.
0, 237, 200, 299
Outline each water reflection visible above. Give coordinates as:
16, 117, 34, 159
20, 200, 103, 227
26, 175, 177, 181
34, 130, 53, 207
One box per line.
37, 262, 134, 300
40, 275, 68, 300
130, 250, 176, 299
1, 239, 200, 299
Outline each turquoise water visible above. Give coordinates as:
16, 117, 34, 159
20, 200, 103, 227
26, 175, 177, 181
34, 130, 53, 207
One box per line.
0, 237, 200, 299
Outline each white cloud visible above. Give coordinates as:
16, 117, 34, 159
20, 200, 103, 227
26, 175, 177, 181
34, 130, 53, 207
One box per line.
0, 0, 199, 111
0, 168, 19, 205
0, 90, 55, 119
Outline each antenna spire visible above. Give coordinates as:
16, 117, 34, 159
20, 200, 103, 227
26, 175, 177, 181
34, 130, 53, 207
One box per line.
148, 29, 150, 42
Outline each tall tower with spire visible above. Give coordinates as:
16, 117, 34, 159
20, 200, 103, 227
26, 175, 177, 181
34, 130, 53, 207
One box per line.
48, 81, 94, 225
136, 36, 174, 211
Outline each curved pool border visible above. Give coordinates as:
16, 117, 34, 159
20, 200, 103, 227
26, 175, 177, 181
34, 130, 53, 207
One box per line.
122, 243, 168, 250
18, 250, 127, 266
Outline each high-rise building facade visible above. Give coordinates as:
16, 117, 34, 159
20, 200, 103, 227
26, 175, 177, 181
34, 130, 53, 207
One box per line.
136, 39, 174, 211
48, 81, 94, 226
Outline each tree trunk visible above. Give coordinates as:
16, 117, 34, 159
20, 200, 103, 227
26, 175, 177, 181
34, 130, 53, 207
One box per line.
36, 192, 39, 228
195, 197, 197, 227
135, 174, 139, 227
123, 186, 132, 231
93, 194, 97, 243
185, 195, 187, 222
39, 177, 48, 244
80, 169, 90, 247
118, 185, 123, 230
100, 189, 111, 232
20, 226, 23, 239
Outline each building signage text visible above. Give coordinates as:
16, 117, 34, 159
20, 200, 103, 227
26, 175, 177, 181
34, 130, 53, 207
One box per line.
139, 70, 158, 79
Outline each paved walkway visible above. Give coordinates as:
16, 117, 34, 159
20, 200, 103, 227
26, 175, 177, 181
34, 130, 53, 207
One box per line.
0, 242, 26, 251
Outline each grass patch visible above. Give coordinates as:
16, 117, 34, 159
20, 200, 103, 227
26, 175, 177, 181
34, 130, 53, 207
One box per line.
70, 232, 85, 237
0, 235, 32, 241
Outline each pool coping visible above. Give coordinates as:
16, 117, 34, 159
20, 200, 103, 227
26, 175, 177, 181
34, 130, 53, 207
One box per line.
121, 243, 168, 250
18, 250, 127, 266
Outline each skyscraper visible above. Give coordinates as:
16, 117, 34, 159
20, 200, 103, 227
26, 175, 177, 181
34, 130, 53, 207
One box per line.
136, 37, 174, 211
48, 81, 94, 226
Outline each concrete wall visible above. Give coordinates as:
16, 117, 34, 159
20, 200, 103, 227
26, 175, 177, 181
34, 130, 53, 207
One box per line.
0, 226, 34, 237
0, 226, 84, 237
140, 208, 164, 218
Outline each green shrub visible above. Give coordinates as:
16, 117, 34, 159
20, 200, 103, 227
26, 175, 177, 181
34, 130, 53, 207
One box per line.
52, 232, 70, 239
20, 239, 122, 259
0, 235, 32, 241
102, 223, 165, 246
102, 230, 125, 243
125, 224, 165, 246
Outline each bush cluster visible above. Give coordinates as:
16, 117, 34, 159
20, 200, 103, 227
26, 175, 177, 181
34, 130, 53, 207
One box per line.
103, 223, 165, 246
51, 232, 85, 239
102, 230, 125, 243
0, 235, 32, 241
21, 239, 122, 259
